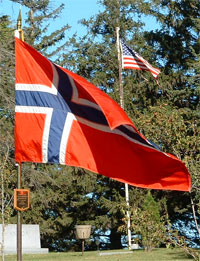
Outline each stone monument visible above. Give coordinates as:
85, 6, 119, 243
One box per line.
0, 224, 48, 254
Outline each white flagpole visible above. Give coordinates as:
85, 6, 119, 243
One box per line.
116, 27, 132, 250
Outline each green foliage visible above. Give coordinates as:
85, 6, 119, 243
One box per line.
132, 102, 200, 245
144, 0, 200, 110
0, 15, 16, 229
147, 0, 200, 70
131, 191, 166, 251
11, 0, 70, 58
0, 15, 15, 110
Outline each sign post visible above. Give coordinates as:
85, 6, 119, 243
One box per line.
14, 189, 30, 212
15, 10, 25, 261
14, 188, 30, 260
15, 163, 23, 261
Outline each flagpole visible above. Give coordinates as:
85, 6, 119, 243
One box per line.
116, 27, 132, 250
15, 9, 24, 261
16, 163, 22, 261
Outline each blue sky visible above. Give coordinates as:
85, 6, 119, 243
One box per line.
1, 0, 158, 37
0, 0, 102, 37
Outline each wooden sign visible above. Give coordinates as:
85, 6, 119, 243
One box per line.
14, 189, 30, 211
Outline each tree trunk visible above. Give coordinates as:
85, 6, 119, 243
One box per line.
110, 228, 122, 249
190, 196, 200, 236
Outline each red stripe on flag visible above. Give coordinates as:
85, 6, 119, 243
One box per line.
15, 112, 45, 163
15, 38, 53, 88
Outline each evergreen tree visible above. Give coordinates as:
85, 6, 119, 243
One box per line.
0, 15, 15, 110
141, 0, 200, 242
10, 0, 70, 57
131, 191, 166, 251
0, 15, 17, 258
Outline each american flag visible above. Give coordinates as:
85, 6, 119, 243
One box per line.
121, 40, 160, 79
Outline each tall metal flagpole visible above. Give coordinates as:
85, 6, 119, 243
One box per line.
116, 27, 132, 250
15, 9, 24, 261
16, 163, 22, 261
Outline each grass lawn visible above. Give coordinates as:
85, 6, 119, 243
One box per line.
4, 248, 196, 261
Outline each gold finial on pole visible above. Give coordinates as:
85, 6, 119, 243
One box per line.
17, 9, 22, 31
15, 8, 24, 41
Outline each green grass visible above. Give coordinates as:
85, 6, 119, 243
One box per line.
4, 248, 195, 261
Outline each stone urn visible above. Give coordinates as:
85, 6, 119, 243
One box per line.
75, 225, 91, 255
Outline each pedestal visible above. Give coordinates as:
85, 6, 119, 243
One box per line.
0, 224, 49, 254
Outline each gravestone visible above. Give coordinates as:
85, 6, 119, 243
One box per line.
0, 224, 48, 254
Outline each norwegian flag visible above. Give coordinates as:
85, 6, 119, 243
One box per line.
121, 40, 160, 79
15, 37, 191, 191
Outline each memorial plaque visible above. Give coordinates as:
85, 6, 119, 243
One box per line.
14, 189, 30, 211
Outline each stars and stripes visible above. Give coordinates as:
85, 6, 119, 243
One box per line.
121, 40, 160, 79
